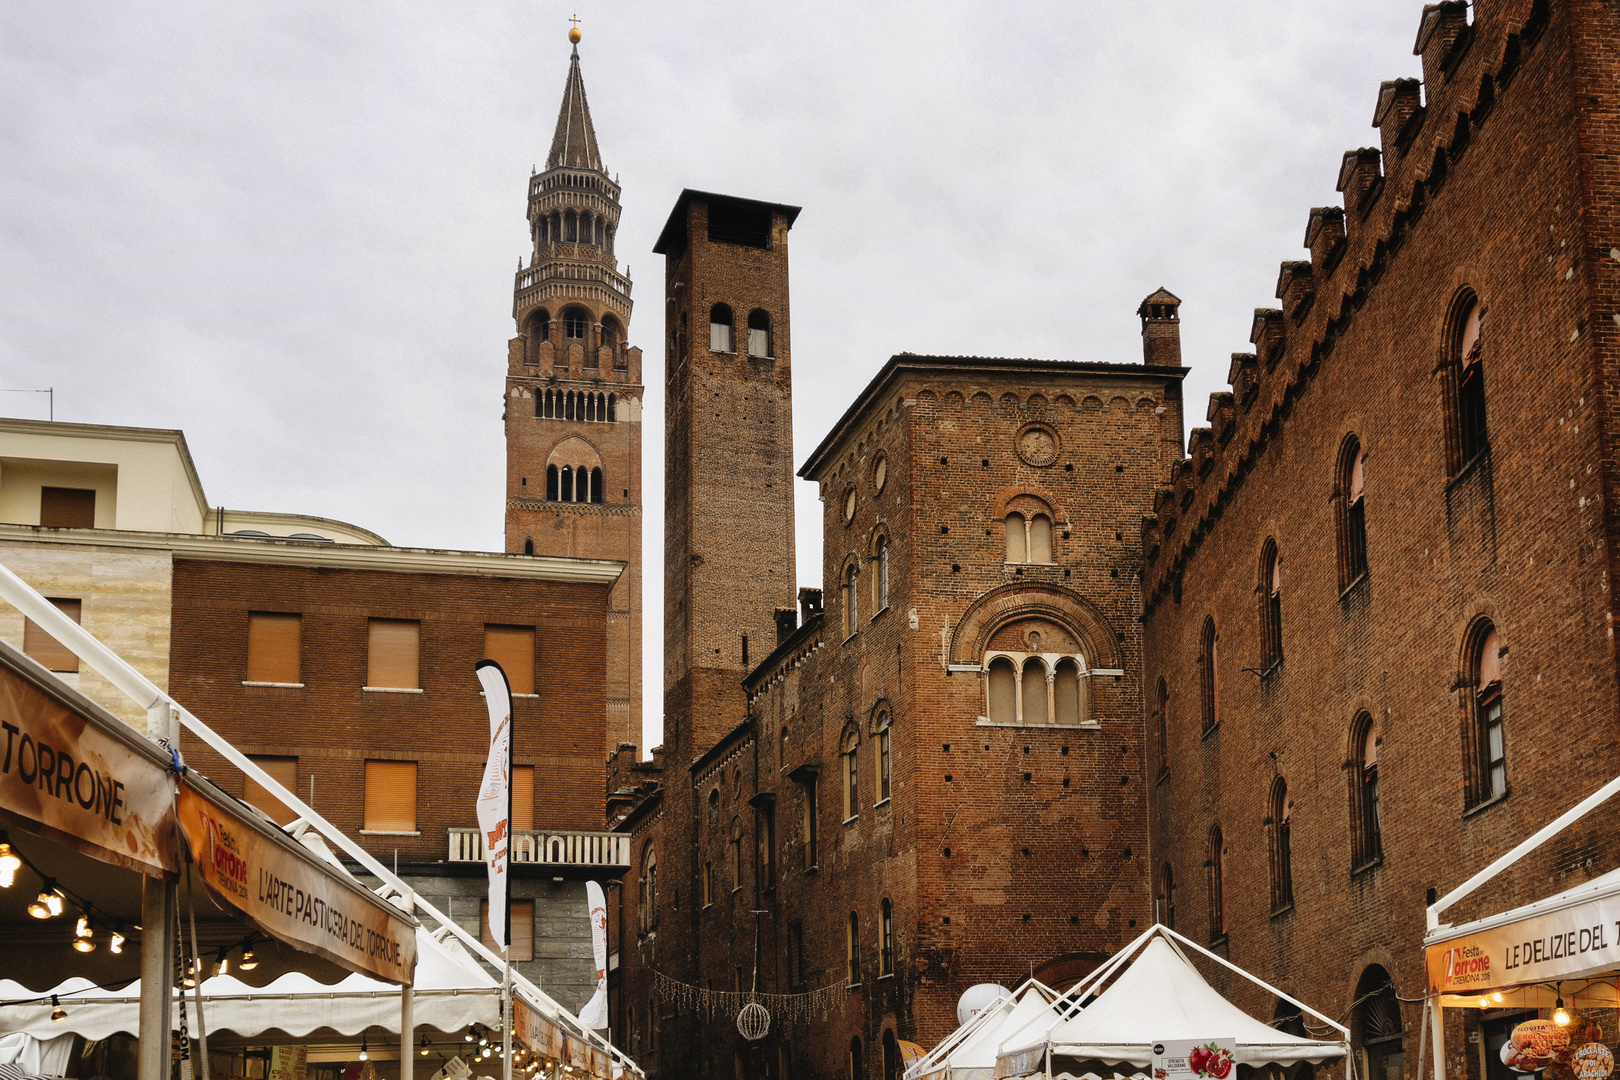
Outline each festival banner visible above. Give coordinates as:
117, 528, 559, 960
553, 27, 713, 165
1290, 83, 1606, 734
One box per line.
1152, 1040, 1237, 1080
475, 661, 513, 952
1426, 891, 1620, 994
0, 652, 178, 877
176, 779, 417, 984
577, 881, 609, 1029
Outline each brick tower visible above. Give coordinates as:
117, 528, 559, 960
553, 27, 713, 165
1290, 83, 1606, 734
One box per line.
653, 190, 801, 758
504, 32, 643, 756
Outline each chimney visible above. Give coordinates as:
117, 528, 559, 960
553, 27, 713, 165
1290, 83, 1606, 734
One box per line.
1373, 79, 1423, 163
798, 587, 823, 623
774, 607, 798, 646
1137, 288, 1183, 367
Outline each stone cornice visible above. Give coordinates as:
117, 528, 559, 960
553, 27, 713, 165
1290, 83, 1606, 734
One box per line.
0, 524, 624, 586
507, 498, 641, 517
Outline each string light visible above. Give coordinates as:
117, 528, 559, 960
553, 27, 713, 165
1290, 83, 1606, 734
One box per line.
359, 1036, 368, 1062
466, 1028, 476, 1043
0, 833, 20, 888
28, 881, 57, 919
50, 995, 66, 1022
420, 1036, 431, 1057
109, 926, 125, 955
218, 955, 229, 976
239, 946, 257, 971
183, 961, 196, 989
1555, 997, 1571, 1026
72, 915, 96, 953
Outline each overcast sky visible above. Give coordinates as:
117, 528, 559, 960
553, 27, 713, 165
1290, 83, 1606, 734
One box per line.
0, 1, 1423, 752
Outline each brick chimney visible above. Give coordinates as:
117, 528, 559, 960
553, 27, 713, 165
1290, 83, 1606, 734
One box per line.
798, 587, 823, 623
774, 607, 798, 646
1137, 287, 1183, 367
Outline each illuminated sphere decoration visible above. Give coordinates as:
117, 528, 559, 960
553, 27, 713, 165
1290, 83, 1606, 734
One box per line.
737, 1001, 770, 1041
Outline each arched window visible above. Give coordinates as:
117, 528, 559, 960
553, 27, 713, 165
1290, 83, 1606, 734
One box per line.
1448, 293, 1489, 471
872, 535, 889, 612
1199, 617, 1220, 733
1053, 657, 1083, 726
987, 657, 1017, 724
523, 538, 534, 556
647, 996, 657, 1054
1268, 777, 1293, 912
1465, 621, 1506, 806
1028, 514, 1053, 563
526, 308, 551, 362
642, 844, 658, 931
546, 466, 558, 501
1336, 435, 1369, 586
1259, 540, 1283, 670
1021, 658, 1049, 725
875, 711, 892, 803
842, 563, 859, 638
850, 1036, 865, 1080
1159, 863, 1175, 929
591, 467, 604, 504
847, 912, 861, 986
549, 211, 562, 245
559, 465, 574, 503
709, 304, 735, 353
883, 1029, 901, 1080
1352, 966, 1403, 1080
879, 898, 894, 975
563, 306, 589, 343
563, 210, 577, 243
1351, 712, 1382, 868
1155, 677, 1170, 777
841, 726, 860, 821
1004, 512, 1027, 563
747, 309, 772, 357
601, 315, 623, 357
1207, 826, 1227, 942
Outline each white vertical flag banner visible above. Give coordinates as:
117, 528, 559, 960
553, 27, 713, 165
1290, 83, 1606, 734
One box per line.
578, 880, 609, 1029
475, 660, 513, 952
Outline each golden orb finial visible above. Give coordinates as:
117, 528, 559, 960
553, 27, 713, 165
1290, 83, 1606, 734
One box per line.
568, 21, 581, 44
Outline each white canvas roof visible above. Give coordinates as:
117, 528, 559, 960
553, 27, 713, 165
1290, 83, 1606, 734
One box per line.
997, 930, 1346, 1077
910, 981, 1061, 1080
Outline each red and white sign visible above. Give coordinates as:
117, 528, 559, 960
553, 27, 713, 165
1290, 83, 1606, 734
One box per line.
1152, 1040, 1237, 1080
475, 660, 513, 952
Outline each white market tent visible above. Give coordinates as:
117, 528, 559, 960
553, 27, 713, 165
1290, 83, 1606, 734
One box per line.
995, 926, 1347, 1080
0, 925, 497, 1043
908, 980, 1061, 1080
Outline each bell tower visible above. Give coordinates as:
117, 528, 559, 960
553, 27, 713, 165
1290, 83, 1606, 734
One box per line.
505, 28, 643, 756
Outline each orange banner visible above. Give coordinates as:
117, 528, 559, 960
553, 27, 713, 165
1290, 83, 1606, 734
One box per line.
0, 656, 178, 877
177, 779, 417, 985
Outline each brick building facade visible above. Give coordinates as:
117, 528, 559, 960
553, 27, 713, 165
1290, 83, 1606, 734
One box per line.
608, 189, 1187, 1079
1137, 3, 1620, 1080
504, 40, 646, 756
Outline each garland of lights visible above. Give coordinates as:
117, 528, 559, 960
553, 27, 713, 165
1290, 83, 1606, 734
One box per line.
653, 970, 847, 1028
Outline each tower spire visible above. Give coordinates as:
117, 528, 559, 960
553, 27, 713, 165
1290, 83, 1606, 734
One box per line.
548, 30, 603, 173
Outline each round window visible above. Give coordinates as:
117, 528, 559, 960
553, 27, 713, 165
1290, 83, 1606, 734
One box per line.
873, 454, 888, 494
844, 488, 857, 524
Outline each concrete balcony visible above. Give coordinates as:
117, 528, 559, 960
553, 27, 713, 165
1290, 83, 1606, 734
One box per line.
447, 828, 630, 869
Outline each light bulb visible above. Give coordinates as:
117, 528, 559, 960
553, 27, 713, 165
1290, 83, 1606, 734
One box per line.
359, 1037, 368, 1062
1555, 999, 1571, 1026
183, 962, 196, 989
28, 895, 50, 919
75, 915, 90, 937
0, 841, 19, 888
46, 891, 63, 917
50, 995, 66, 1022
1492, 991, 1503, 1003
420, 1036, 431, 1057
466, 1029, 476, 1042
239, 948, 257, 970
72, 915, 95, 954
109, 928, 125, 954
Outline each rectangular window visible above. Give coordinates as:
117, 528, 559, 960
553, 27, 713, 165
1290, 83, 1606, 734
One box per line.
788, 921, 805, 988
748, 327, 769, 357
243, 755, 298, 826
366, 618, 420, 689
802, 783, 818, 869
484, 624, 535, 695
23, 598, 81, 673
362, 760, 417, 832
39, 487, 96, 529
480, 899, 535, 962
1483, 698, 1506, 799
702, 861, 713, 906
847, 913, 861, 986
879, 901, 893, 975
247, 612, 302, 684
511, 765, 535, 832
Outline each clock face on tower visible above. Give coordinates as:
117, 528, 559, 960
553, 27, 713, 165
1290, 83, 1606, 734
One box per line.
1016, 424, 1059, 467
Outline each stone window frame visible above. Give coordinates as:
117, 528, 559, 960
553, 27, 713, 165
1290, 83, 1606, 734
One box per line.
978, 649, 1097, 730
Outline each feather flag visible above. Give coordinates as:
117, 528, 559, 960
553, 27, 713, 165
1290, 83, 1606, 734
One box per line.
474, 661, 513, 951
577, 881, 609, 1029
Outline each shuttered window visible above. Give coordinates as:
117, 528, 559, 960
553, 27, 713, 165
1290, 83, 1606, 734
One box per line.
366, 619, 420, 689
247, 612, 302, 684
362, 760, 417, 832
480, 899, 535, 962
244, 756, 298, 826
39, 487, 96, 528
484, 625, 535, 695
23, 598, 82, 673
511, 765, 535, 831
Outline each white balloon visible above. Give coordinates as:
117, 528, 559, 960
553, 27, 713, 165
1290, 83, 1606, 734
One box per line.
957, 984, 1012, 1027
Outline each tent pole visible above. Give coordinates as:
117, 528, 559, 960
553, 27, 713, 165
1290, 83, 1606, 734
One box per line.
1430, 994, 1446, 1080
187, 884, 211, 1080
1415, 998, 1429, 1080
402, 883, 416, 1080
137, 875, 174, 1080
503, 961, 513, 1080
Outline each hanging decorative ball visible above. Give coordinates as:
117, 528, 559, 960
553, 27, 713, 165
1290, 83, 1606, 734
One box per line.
737, 1001, 771, 1041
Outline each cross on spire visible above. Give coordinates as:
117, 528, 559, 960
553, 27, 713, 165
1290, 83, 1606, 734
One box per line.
569, 13, 581, 29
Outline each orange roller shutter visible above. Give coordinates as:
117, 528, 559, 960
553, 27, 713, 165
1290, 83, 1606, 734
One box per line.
247, 613, 302, 684
511, 765, 535, 831
23, 598, 81, 673
363, 760, 418, 832
481, 898, 534, 962
367, 619, 420, 689
484, 625, 535, 695
244, 756, 298, 826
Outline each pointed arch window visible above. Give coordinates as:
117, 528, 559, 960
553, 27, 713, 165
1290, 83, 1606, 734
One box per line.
1155, 677, 1170, 777
709, 304, 735, 353
1464, 622, 1507, 807
1353, 967, 1404, 1080
841, 727, 860, 822
1199, 617, 1220, 733
842, 562, 859, 639
878, 898, 894, 975
1452, 294, 1489, 470
872, 535, 890, 613
1337, 436, 1369, 586
1268, 777, 1293, 912
847, 912, 861, 987
1259, 541, 1283, 671
1351, 712, 1382, 868
1206, 825, 1227, 942
874, 711, 892, 803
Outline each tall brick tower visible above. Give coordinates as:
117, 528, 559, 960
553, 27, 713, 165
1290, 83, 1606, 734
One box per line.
504, 31, 643, 756
653, 190, 800, 756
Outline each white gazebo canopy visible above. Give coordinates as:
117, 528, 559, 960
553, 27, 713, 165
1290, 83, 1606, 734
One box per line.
996, 927, 1347, 1078
910, 980, 1061, 1080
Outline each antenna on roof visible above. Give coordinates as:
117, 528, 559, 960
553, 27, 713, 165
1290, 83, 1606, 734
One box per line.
0, 387, 53, 421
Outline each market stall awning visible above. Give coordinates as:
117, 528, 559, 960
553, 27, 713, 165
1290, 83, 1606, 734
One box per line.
910, 981, 1060, 1080
996, 931, 1345, 1077
1426, 865, 1620, 999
